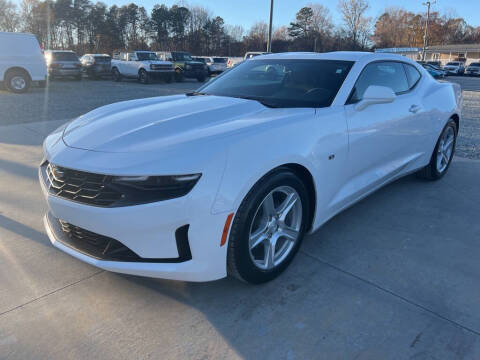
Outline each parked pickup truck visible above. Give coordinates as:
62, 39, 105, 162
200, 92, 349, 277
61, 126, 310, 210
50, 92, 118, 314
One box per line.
156, 51, 208, 82
111, 51, 174, 84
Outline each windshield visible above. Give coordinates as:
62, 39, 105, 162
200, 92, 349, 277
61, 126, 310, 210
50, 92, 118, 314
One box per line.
213, 58, 227, 63
51, 52, 79, 61
469, 63, 480, 67
94, 56, 111, 63
173, 52, 192, 61
136, 52, 158, 61
446, 62, 459, 66
197, 59, 353, 108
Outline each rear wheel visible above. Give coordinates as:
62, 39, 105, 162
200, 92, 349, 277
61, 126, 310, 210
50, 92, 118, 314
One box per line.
417, 119, 457, 180
227, 168, 310, 284
5, 70, 31, 93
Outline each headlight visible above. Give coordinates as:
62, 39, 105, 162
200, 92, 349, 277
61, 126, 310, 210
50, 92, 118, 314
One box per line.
186, 64, 192, 70
111, 174, 201, 205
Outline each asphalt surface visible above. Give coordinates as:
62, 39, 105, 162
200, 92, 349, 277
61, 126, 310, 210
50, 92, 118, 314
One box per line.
0, 77, 199, 125
1, 75, 480, 359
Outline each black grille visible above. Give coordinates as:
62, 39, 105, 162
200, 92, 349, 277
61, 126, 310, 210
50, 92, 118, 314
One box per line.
42, 162, 123, 207
52, 216, 192, 263
151, 64, 173, 70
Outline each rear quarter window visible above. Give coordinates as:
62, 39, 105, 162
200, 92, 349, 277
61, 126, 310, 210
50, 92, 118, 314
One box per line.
403, 64, 421, 89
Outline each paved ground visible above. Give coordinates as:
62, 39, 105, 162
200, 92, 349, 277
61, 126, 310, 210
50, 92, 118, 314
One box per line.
1, 76, 480, 359
0, 78, 199, 125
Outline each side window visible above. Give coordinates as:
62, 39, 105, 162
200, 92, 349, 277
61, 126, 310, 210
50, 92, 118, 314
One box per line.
403, 64, 421, 89
349, 61, 409, 103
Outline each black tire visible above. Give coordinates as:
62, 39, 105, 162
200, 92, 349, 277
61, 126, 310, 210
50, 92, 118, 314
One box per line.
5, 69, 31, 94
174, 69, 184, 82
227, 168, 310, 284
112, 67, 121, 82
197, 74, 206, 82
417, 119, 457, 180
139, 69, 150, 84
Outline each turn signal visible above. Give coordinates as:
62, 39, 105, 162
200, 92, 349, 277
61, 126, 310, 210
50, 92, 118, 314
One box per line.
220, 213, 234, 247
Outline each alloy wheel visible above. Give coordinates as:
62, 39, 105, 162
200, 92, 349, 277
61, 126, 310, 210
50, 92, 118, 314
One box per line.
248, 186, 302, 270
436, 126, 455, 173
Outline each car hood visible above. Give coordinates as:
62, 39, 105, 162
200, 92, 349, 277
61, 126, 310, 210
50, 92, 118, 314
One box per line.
62, 95, 270, 153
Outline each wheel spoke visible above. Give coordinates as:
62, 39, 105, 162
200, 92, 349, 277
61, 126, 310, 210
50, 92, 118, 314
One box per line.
442, 152, 449, 164
262, 193, 275, 217
264, 239, 275, 269
249, 228, 267, 250
277, 192, 298, 222
443, 138, 453, 151
279, 226, 299, 242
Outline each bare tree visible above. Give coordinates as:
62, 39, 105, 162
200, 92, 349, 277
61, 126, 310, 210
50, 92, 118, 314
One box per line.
225, 24, 244, 42
0, 0, 21, 31
273, 25, 289, 41
338, 0, 372, 48
308, 3, 333, 36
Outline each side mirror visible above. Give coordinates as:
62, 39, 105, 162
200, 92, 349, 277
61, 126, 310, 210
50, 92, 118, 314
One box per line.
355, 85, 396, 111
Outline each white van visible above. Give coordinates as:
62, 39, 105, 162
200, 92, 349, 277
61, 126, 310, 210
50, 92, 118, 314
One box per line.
0, 32, 47, 93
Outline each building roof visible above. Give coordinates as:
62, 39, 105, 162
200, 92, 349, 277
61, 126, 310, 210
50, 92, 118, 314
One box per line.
375, 47, 421, 53
427, 44, 480, 52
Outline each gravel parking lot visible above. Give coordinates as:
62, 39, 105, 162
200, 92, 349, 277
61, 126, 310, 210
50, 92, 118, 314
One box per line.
1, 75, 480, 359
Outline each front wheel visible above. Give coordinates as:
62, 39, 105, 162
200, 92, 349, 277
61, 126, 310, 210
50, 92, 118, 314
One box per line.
227, 169, 310, 284
138, 69, 150, 84
112, 67, 121, 82
5, 70, 31, 93
174, 69, 184, 82
417, 119, 457, 180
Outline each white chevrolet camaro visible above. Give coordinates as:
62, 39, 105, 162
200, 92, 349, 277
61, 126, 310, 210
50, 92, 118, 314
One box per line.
40, 52, 462, 283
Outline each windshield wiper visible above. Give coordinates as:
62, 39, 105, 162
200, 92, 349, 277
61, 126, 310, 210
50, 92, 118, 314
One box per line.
186, 91, 209, 96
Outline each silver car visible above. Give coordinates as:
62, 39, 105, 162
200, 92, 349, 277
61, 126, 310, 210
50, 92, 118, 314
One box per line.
44, 50, 82, 80
465, 62, 480, 77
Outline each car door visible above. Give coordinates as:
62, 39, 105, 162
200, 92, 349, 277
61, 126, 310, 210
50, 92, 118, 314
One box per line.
125, 53, 138, 77
117, 53, 128, 75
340, 61, 426, 206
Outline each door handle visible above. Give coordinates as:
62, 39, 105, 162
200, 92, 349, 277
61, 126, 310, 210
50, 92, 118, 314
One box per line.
409, 105, 421, 113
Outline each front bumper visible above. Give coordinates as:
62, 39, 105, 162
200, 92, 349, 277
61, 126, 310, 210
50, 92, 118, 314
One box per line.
41, 190, 230, 281
147, 70, 175, 78
39, 156, 231, 281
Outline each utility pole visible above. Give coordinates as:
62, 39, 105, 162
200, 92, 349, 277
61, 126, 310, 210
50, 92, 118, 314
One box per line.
422, 1, 435, 61
267, 0, 274, 53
